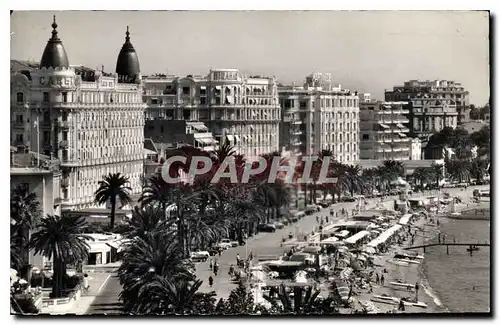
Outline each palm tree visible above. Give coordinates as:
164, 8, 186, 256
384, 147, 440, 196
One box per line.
94, 173, 132, 229
124, 205, 174, 240
343, 164, 365, 197
470, 158, 488, 183
118, 231, 194, 312
446, 159, 471, 183
134, 277, 211, 315
264, 284, 337, 314
226, 281, 255, 314
11, 184, 41, 269
411, 167, 431, 189
212, 140, 236, 165
430, 163, 444, 188
28, 215, 90, 298
139, 173, 174, 215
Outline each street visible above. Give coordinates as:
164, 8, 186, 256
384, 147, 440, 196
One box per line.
195, 199, 368, 299
83, 196, 400, 313
85, 275, 123, 315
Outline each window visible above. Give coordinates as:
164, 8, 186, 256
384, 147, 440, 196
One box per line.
15, 134, 24, 142
43, 92, 49, 102
16, 114, 23, 123
62, 92, 68, 103
362, 134, 369, 140
200, 97, 206, 105
16, 92, 24, 103
182, 87, 190, 95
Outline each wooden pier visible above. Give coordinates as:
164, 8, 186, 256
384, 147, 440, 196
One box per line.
404, 242, 490, 255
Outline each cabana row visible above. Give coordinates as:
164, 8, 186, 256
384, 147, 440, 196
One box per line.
398, 214, 413, 226
366, 224, 402, 248
344, 230, 371, 245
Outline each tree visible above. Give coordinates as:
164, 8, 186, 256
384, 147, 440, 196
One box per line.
212, 140, 236, 165
124, 205, 174, 240
226, 281, 255, 314
343, 164, 365, 197
10, 184, 41, 271
118, 231, 194, 312
411, 167, 432, 189
139, 173, 174, 215
28, 215, 90, 298
94, 173, 132, 229
446, 159, 471, 183
264, 284, 339, 315
430, 163, 444, 188
134, 277, 212, 315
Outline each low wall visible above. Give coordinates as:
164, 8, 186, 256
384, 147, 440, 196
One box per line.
41, 287, 82, 308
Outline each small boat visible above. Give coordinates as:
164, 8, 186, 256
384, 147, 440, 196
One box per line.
371, 295, 428, 308
389, 281, 415, 289
388, 259, 410, 266
394, 258, 421, 265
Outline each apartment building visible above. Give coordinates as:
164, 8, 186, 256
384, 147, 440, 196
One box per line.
143, 69, 281, 160
278, 73, 360, 163
10, 18, 146, 211
359, 101, 413, 160
384, 80, 469, 138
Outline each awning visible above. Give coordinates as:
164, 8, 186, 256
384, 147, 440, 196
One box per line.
106, 241, 121, 249
226, 135, 234, 142
144, 148, 157, 155
250, 125, 255, 130
379, 123, 389, 129
234, 135, 241, 143
226, 95, 234, 104
398, 133, 407, 137
243, 135, 248, 140
398, 214, 412, 226
397, 123, 406, 128
200, 86, 206, 90
344, 230, 370, 245
87, 242, 111, 253
191, 124, 208, 132
215, 86, 221, 90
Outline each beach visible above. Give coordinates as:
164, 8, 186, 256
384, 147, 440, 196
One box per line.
350, 185, 490, 314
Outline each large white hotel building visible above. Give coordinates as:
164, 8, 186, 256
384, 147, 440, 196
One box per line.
278, 73, 360, 163
143, 70, 281, 159
10, 17, 146, 211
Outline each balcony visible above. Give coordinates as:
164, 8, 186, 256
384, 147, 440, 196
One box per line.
59, 140, 69, 148
13, 121, 25, 128
59, 121, 70, 129
61, 178, 69, 188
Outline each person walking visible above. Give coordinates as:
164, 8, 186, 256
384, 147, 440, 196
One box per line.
376, 273, 380, 285
316, 216, 319, 223
381, 274, 385, 285
209, 258, 213, 270
213, 263, 219, 276
229, 264, 235, 276
415, 282, 420, 299
236, 254, 240, 267
208, 275, 214, 287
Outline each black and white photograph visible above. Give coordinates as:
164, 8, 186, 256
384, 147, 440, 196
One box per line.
8, 8, 491, 316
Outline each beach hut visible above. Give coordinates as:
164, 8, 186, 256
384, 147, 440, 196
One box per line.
344, 230, 371, 246
398, 214, 413, 226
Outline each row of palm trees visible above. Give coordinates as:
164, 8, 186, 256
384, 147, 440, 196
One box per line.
11, 139, 490, 313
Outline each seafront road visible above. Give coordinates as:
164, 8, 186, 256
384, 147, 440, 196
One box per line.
83, 186, 484, 314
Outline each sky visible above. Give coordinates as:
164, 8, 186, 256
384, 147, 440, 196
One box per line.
10, 10, 490, 105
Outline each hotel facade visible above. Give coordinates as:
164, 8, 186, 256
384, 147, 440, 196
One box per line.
384, 80, 469, 139
143, 69, 281, 159
359, 101, 414, 160
278, 73, 360, 163
10, 18, 146, 211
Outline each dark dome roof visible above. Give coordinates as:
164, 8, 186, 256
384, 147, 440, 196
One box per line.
40, 16, 69, 69
115, 26, 140, 83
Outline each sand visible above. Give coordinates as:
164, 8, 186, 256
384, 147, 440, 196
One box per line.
350, 185, 489, 314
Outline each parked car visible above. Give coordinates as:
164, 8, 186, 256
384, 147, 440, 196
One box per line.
340, 196, 356, 202
273, 222, 285, 229
221, 238, 239, 247
207, 247, 221, 256
257, 224, 276, 232
216, 241, 232, 250
190, 251, 210, 262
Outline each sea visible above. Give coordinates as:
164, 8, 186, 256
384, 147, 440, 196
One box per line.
420, 210, 491, 313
